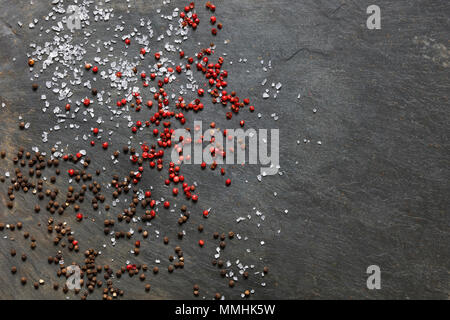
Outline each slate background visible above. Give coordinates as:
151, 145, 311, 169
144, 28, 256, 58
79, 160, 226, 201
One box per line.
0, 0, 448, 299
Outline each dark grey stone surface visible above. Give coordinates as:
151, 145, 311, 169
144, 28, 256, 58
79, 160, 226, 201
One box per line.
0, 0, 448, 299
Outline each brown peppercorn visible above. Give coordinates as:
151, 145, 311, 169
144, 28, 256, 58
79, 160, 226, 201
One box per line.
263, 266, 269, 274
215, 293, 221, 300
10, 249, 16, 256
145, 284, 151, 292
153, 267, 159, 274
244, 290, 250, 297
139, 273, 146, 281
168, 265, 174, 273
21, 277, 27, 285
198, 224, 204, 232
229, 280, 235, 287
11, 266, 17, 274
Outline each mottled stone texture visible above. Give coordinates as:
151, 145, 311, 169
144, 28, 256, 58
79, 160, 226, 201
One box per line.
0, 0, 448, 299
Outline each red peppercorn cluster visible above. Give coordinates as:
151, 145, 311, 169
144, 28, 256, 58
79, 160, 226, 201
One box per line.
180, 2, 199, 29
